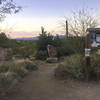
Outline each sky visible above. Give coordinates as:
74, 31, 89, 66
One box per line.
1, 0, 100, 38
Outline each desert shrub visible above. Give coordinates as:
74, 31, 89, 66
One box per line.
36, 33, 65, 59
0, 61, 38, 76
24, 61, 38, 71
0, 72, 18, 93
43, 37, 84, 58
35, 50, 48, 60
55, 64, 72, 79
35, 27, 63, 60
0, 32, 11, 48
0, 62, 28, 78
35, 32, 54, 60
36, 27, 84, 59
8, 63, 28, 78
89, 54, 100, 80
56, 47, 66, 57
0, 65, 9, 73
36, 33, 54, 51
55, 53, 100, 81
11, 40, 36, 59
55, 54, 85, 80
60, 37, 85, 56
0, 61, 38, 94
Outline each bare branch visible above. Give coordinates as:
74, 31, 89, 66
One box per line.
63, 8, 100, 37
0, 0, 21, 21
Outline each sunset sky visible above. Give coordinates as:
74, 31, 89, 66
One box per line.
1, 0, 100, 38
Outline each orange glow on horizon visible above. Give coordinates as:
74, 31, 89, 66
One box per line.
7, 30, 65, 38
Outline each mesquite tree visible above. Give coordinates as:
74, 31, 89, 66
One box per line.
0, 0, 21, 21
62, 8, 99, 37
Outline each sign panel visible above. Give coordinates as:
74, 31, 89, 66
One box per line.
85, 48, 91, 57
96, 34, 100, 42
90, 33, 100, 48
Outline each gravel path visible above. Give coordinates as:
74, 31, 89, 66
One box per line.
3, 63, 100, 100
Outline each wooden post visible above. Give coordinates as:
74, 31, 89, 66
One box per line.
85, 33, 91, 81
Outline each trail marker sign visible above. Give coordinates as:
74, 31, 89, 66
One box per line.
87, 28, 100, 48
84, 28, 100, 81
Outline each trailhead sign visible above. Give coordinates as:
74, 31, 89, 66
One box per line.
85, 28, 100, 57
87, 28, 100, 48
84, 28, 100, 81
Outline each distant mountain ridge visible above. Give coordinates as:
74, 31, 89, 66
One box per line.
12, 35, 65, 40
12, 37, 39, 40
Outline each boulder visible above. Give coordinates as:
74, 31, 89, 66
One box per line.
0, 47, 12, 61
47, 45, 57, 57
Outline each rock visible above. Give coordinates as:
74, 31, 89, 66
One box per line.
0, 47, 12, 61
47, 45, 57, 57
47, 44, 58, 63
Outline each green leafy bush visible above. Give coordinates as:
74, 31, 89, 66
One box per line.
35, 50, 48, 60
24, 61, 38, 71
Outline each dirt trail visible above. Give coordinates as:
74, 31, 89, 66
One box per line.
3, 63, 100, 100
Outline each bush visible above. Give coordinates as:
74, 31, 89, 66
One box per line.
37, 34, 54, 51
35, 32, 54, 60
35, 50, 48, 60
0, 61, 38, 94
8, 63, 28, 78
24, 61, 38, 71
11, 40, 36, 59
36, 27, 84, 59
55, 53, 100, 81
59, 38, 85, 56
35, 28, 61, 60
0, 65, 9, 73
0, 32, 11, 48
89, 54, 100, 80
0, 72, 18, 93
56, 47, 67, 57
55, 54, 85, 80
0, 62, 28, 78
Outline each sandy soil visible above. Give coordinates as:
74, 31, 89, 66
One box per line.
2, 62, 100, 100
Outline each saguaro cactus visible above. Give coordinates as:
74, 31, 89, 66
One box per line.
41, 26, 46, 36
66, 20, 68, 37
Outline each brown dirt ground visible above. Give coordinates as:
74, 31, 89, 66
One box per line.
2, 62, 100, 100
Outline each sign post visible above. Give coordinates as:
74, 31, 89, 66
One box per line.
85, 28, 100, 81
85, 33, 91, 81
